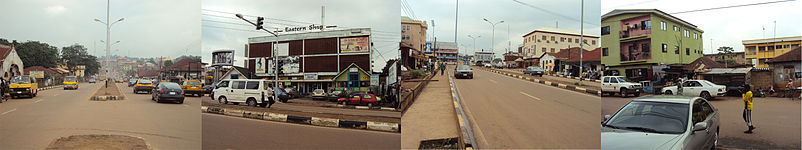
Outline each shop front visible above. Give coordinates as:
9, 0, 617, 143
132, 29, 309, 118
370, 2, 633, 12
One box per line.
333, 63, 371, 93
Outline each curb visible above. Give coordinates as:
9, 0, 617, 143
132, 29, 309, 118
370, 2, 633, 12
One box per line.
448, 74, 476, 149
90, 96, 122, 101
201, 106, 400, 133
37, 85, 64, 91
480, 68, 601, 96
334, 104, 399, 111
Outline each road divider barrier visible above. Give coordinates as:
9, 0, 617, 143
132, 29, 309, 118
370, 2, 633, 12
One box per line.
201, 106, 400, 133
448, 74, 476, 149
90, 96, 122, 101
478, 67, 601, 96
334, 104, 399, 111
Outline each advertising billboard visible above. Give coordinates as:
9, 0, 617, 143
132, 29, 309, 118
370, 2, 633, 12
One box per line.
340, 36, 369, 53
212, 50, 235, 66
255, 57, 266, 74
29, 71, 44, 78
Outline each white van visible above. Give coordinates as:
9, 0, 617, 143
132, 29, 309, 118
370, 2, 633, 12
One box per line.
212, 79, 274, 107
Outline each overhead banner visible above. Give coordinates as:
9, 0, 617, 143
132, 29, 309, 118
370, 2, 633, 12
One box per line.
211, 50, 235, 66
340, 37, 369, 53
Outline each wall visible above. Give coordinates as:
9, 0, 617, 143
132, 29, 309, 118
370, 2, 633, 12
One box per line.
522, 31, 598, 58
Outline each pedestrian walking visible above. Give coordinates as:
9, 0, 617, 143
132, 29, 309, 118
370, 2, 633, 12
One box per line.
267, 83, 275, 108
439, 62, 445, 76
742, 84, 756, 133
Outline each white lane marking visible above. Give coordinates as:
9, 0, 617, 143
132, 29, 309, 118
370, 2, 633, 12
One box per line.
520, 92, 541, 101
1, 108, 17, 115
488, 79, 498, 84
34, 99, 43, 103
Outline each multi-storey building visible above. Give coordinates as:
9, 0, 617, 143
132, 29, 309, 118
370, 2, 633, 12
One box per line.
401, 16, 427, 68
429, 41, 458, 63
742, 36, 801, 68
521, 27, 598, 59
601, 9, 704, 81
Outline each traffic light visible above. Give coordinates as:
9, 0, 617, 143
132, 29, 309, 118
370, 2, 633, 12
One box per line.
256, 17, 264, 30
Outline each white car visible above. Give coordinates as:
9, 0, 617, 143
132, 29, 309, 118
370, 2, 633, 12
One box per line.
661, 80, 726, 100
212, 79, 274, 107
484, 63, 493, 68
311, 89, 326, 100
601, 76, 642, 97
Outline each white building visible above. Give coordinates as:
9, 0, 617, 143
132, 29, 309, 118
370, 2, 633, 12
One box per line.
522, 27, 599, 59
0, 44, 24, 80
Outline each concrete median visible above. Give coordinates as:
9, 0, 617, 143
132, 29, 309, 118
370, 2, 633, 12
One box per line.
202, 106, 400, 133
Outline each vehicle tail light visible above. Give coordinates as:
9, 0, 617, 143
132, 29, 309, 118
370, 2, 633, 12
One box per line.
160, 89, 164, 93
718, 89, 722, 92
181, 90, 184, 94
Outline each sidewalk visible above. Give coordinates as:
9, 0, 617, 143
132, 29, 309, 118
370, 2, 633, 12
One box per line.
401, 72, 460, 149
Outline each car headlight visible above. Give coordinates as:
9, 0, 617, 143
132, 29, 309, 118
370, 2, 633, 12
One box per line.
629, 85, 635, 89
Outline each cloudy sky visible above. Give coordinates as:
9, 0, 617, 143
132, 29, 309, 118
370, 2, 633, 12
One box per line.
0, 0, 201, 59
201, 0, 400, 71
603, 0, 802, 53
404, 0, 601, 57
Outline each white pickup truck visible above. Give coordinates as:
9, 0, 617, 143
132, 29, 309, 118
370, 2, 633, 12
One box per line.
601, 76, 642, 97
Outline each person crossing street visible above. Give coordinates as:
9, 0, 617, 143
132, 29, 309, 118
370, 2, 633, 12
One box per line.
743, 84, 756, 133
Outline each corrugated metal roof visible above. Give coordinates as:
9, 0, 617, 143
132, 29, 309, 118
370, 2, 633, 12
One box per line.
703, 68, 752, 74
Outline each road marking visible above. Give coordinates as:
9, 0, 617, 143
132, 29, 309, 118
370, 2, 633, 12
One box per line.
488, 79, 498, 84
520, 92, 541, 101
34, 99, 43, 103
1, 108, 17, 115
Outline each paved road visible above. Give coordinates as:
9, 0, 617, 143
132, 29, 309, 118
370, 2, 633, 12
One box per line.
602, 95, 801, 149
202, 113, 400, 149
455, 66, 600, 149
0, 83, 201, 149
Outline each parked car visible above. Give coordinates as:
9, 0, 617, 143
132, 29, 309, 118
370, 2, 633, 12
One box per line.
662, 80, 727, 100
63, 76, 79, 90
284, 87, 299, 98
522, 66, 545, 77
337, 93, 379, 107
602, 95, 719, 150
181, 80, 204, 97
9, 75, 39, 98
453, 65, 474, 79
203, 85, 214, 95
311, 89, 326, 100
212, 79, 275, 107
133, 79, 154, 94
326, 90, 344, 101
128, 78, 138, 87
88, 78, 97, 83
151, 82, 185, 104
601, 76, 642, 97
494, 63, 505, 69
484, 63, 493, 68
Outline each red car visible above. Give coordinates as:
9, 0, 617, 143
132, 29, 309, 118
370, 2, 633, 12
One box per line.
337, 93, 379, 107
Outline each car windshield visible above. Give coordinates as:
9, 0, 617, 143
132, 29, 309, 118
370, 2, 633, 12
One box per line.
604, 101, 688, 134
314, 89, 324, 93
138, 80, 152, 84
528, 67, 543, 71
130, 79, 137, 82
65, 77, 76, 81
161, 82, 181, 89
11, 76, 30, 84
331, 91, 342, 94
456, 65, 471, 70
188, 81, 201, 85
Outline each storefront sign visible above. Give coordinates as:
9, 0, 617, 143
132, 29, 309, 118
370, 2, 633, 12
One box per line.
30, 71, 44, 78
282, 24, 326, 32
387, 63, 397, 84
340, 37, 369, 53
349, 68, 358, 72
370, 75, 379, 86
304, 73, 318, 80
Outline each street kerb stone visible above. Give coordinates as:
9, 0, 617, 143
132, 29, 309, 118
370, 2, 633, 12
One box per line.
311, 117, 340, 127
200, 106, 208, 113
265, 113, 287, 122
339, 120, 367, 129
286, 115, 312, 124
243, 111, 265, 120
207, 107, 224, 114
367, 121, 400, 132
223, 109, 244, 117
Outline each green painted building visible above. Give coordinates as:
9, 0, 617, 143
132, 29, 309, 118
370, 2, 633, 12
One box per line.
333, 63, 371, 92
601, 9, 704, 81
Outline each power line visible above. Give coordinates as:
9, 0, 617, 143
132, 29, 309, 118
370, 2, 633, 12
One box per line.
511, 0, 600, 26
202, 9, 400, 35
202, 13, 301, 27
203, 24, 264, 33
670, 0, 796, 14
202, 9, 313, 25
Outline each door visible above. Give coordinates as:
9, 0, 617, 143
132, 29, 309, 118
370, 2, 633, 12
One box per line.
682, 81, 702, 97
244, 81, 261, 102
687, 99, 712, 149
230, 81, 247, 102
214, 80, 230, 99
349, 94, 362, 105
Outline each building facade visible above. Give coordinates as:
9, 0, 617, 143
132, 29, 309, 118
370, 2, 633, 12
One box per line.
402, 16, 428, 68
430, 41, 458, 63
247, 28, 372, 95
742, 36, 801, 68
474, 52, 495, 64
0, 44, 24, 80
522, 27, 599, 59
703, 52, 746, 66
601, 9, 704, 81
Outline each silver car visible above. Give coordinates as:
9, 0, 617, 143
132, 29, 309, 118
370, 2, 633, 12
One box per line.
602, 95, 719, 150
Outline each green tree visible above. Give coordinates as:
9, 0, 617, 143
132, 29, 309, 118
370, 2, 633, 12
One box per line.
717, 46, 735, 66
163, 60, 174, 68
16, 41, 60, 68
61, 44, 101, 76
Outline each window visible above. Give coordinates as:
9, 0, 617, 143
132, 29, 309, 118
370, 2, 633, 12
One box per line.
542, 35, 546, 40
568, 38, 572, 42
686, 48, 690, 55
684, 30, 689, 37
784, 45, 790, 48
233, 81, 246, 89
601, 26, 611, 35
660, 21, 666, 30
217, 81, 229, 88
758, 46, 765, 51
693, 33, 698, 39
675, 46, 680, 54
776, 45, 783, 49
576, 38, 579, 43
550, 48, 555, 52
673, 25, 678, 31
602, 48, 609, 56
583, 39, 588, 44
551, 36, 555, 41
662, 44, 668, 53
246, 81, 259, 89
542, 47, 546, 53
560, 37, 565, 42
641, 20, 651, 30
642, 43, 650, 53
768, 46, 775, 51
592, 40, 596, 45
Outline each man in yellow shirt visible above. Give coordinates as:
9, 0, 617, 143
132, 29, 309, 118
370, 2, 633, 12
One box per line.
742, 84, 755, 133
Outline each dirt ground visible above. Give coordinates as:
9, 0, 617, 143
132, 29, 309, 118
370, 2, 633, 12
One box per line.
45, 135, 149, 150
91, 82, 124, 98
202, 101, 400, 123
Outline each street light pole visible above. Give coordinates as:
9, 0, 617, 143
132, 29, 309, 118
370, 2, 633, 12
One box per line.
578, 0, 584, 85
95, 0, 124, 80
467, 35, 481, 53
483, 18, 504, 55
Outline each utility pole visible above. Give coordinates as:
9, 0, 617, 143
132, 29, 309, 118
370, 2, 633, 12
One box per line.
236, 13, 280, 103
578, 0, 584, 85
454, 0, 459, 59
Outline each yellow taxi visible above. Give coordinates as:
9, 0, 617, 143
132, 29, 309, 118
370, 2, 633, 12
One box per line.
133, 79, 154, 94
9, 75, 38, 98
63, 76, 79, 90
182, 80, 204, 97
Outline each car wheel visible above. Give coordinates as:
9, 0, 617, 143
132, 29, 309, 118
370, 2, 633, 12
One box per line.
155, 96, 161, 103
151, 95, 155, 100
619, 89, 628, 98
219, 96, 228, 104
665, 90, 673, 95
259, 102, 267, 108
367, 103, 373, 108
633, 92, 641, 97
178, 100, 184, 104
701, 92, 712, 100
247, 98, 257, 107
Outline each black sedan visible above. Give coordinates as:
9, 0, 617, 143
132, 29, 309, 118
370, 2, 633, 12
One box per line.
523, 66, 545, 77
151, 82, 184, 104
453, 65, 473, 79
